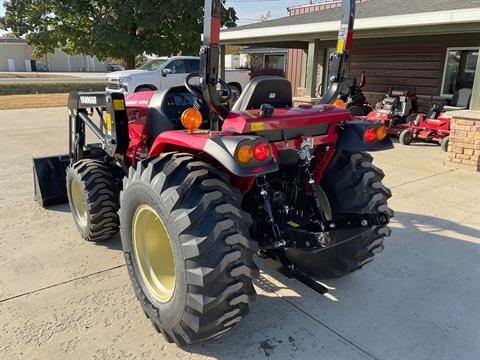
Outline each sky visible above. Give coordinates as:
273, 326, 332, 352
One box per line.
225, 0, 306, 25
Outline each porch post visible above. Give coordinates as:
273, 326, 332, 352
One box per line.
470, 53, 480, 110
305, 39, 320, 98
219, 44, 226, 80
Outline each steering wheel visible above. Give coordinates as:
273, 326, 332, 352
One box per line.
185, 73, 233, 104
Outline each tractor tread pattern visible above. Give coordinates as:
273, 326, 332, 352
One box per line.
120, 153, 258, 346
286, 151, 393, 278
325, 151, 393, 277
67, 159, 119, 241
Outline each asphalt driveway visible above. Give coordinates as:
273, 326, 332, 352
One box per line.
1, 107, 479, 360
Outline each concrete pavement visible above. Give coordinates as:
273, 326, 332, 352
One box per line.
0, 107, 479, 360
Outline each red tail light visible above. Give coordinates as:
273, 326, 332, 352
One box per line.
254, 142, 270, 161
364, 127, 377, 143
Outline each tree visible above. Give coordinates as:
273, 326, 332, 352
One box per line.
1, 0, 238, 69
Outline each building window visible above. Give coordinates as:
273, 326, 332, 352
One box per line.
441, 48, 478, 96
264, 54, 285, 70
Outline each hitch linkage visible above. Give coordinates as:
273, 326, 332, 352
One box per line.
323, 212, 390, 231
260, 212, 390, 251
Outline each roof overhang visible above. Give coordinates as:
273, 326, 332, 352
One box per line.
220, 8, 480, 46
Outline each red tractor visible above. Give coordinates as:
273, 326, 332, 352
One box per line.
398, 103, 452, 152
33, 0, 393, 346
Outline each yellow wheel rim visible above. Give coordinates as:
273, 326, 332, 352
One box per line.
71, 178, 88, 226
132, 205, 176, 303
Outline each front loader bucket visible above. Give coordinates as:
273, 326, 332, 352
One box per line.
33, 155, 70, 207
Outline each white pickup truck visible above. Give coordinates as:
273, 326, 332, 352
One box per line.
106, 56, 250, 97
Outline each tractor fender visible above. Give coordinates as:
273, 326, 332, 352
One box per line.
148, 131, 278, 177
336, 120, 394, 152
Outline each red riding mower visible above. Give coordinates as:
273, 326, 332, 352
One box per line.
32, 0, 393, 346
397, 88, 472, 151
398, 103, 451, 151
365, 88, 419, 135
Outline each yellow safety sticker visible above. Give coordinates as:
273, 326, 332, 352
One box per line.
250, 122, 264, 131
113, 99, 125, 111
106, 113, 112, 132
337, 38, 345, 54
287, 221, 301, 228
242, 111, 258, 119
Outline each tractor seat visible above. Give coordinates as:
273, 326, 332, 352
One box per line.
232, 76, 293, 111
443, 88, 472, 112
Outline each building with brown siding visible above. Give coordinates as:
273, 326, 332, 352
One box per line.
221, 0, 480, 110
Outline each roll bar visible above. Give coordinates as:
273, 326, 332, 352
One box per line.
200, 0, 356, 128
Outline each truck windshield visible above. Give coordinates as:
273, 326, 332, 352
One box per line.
139, 59, 167, 71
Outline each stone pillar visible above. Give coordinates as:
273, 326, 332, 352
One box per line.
447, 110, 480, 172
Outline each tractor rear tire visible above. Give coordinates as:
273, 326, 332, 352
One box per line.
284, 151, 393, 278
399, 129, 413, 145
119, 153, 258, 346
66, 159, 120, 241
441, 136, 449, 152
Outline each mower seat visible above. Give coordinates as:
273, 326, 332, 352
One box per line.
232, 76, 293, 111
443, 88, 472, 112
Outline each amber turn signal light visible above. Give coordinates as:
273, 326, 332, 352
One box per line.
376, 126, 388, 141
236, 144, 254, 164
181, 108, 202, 133
333, 99, 346, 108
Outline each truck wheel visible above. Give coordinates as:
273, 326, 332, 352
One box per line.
284, 151, 393, 278
66, 159, 120, 241
399, 129, 413, 145
119, 153, 258, 346
441, 136, 449, 152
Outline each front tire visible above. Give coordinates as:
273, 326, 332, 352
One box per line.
284, 151, 393, 278
66, 159, 120, 241
120, 153, 258, 346
399, 129, 413, 145
441, 136, 449, 152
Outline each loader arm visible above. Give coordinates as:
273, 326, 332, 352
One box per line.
320, 0, 356, 104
